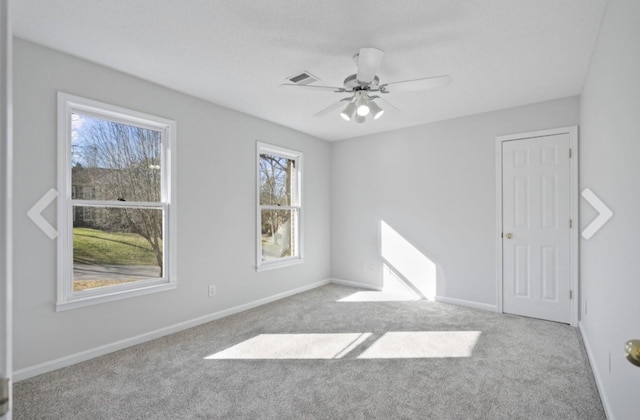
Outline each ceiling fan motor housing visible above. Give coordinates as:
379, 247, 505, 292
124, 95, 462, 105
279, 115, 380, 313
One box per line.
344, 74, 380, 90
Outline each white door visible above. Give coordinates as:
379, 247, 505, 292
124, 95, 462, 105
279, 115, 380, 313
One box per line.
502, 133, 572, 324
1, 0, 12, 417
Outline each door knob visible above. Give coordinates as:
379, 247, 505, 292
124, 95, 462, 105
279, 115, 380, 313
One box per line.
504, 233, 513, 240
625, 340, 640, 367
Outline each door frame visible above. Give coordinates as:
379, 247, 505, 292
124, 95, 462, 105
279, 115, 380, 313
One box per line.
0, 0, 13, 420
495, 126, 579, 326
1, 0, 12, 417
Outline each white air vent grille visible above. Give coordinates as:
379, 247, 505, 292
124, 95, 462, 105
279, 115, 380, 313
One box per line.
286, 71, 319, 85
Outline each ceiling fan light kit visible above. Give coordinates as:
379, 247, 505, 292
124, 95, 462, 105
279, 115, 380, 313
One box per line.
355, 92, 370, 117
340, 93, 384, 122
282, 47, 451, 124
340, 101, 357, 121
368, 100, 384, 120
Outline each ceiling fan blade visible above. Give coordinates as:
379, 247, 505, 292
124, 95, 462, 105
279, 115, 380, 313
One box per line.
313, 98, 351, 117
356, 47, 384, 84
280, 83, 346, 93
371, 95, 401, 112
380, 75, 451, 93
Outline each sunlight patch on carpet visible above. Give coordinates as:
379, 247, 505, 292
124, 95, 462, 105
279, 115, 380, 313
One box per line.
205, 331, 481, 360
205, 333, 372, 360
358, 331, 481, 359
337, 290, 420, 302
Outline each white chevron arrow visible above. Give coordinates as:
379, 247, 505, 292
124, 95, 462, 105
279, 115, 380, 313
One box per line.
581, 188, 613, 240
27, 188, 58, 239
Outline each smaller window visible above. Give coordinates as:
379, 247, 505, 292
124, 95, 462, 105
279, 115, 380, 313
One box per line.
256, 142, 303, 271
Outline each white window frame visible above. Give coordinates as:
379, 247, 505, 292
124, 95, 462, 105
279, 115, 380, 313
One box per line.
256, 142, 303, 271
57, 92, 177, 311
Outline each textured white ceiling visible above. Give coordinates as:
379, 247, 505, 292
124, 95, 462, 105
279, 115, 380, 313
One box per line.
13, 0, 607, 141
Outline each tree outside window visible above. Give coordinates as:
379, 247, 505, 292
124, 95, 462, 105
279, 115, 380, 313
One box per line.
58, 93, 176, 310
257, 143, 302, 270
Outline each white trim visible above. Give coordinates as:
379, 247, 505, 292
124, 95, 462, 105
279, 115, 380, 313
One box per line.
579, 322, 614, 420
329, 278, 382, 291
56, 282, 177, 312
255, 257, 303, 272
56, 92, 177, 311
435, 296, 498, 312
495, 137, 504, 314
1, 1, 12, 417
256, 141, 303, 271
14, 279, 330, 382
329, 278, 498, 310
71, 199, 163, 208
57, 93, 174, 131
495, 126, 579, 326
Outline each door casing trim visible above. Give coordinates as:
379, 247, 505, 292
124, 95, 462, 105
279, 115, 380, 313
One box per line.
495, 126, 579, 326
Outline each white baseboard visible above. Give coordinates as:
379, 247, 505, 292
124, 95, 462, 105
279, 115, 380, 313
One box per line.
14, 279, 330, 382
578, 322, 614, 420
329, 278, 382, 291
435, 295, 498, 312
329, 280, 497, 312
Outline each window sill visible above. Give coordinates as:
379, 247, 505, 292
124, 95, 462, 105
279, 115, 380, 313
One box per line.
56, 281, 177, 312
256, 258, 303, 272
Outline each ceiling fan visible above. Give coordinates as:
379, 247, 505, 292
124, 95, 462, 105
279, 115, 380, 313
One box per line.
281, 47, 451, 123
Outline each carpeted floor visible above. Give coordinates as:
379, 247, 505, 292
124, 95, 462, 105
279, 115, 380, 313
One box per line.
14, 284, 605, 419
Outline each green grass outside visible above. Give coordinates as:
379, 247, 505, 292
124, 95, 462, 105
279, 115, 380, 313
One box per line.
73, 227, 158, 266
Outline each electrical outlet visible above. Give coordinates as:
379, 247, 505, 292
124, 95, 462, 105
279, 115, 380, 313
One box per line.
208, 285, 216, 297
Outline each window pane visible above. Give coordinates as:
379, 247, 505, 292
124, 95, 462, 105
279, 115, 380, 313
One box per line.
71, 113, 162, 202
259, 153, 297, 206
261, 209, 297, 261
73, 206, 163, 291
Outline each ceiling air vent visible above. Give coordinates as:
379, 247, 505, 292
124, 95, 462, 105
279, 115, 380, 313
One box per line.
286, 71, 319, 86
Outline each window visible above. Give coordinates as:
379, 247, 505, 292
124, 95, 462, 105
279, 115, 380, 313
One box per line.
57, 93, 176, 310
256, 142, 303, 270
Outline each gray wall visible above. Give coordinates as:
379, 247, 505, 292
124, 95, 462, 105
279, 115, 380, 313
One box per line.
330, 97, 580, 307
579, 0, 640, 417
13, 39, 331, 371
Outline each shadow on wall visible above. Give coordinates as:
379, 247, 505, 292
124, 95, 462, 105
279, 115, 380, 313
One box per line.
380, 220, 437, 300
338, 220, 440, 303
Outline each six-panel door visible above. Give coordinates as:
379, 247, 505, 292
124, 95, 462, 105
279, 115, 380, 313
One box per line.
502, 133, 571, 323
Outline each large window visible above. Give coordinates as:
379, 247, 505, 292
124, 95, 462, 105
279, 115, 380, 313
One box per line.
256, 142, 303, 270
57, 93, 176, 310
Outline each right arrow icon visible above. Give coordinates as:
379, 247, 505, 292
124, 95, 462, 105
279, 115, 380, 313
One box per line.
581, 188, 613, 239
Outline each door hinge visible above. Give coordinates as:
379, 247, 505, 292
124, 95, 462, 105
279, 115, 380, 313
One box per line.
569, 219, 572, 229
0, 377, 9, 416
570, 290, 573, 300
569, 148, 573, 158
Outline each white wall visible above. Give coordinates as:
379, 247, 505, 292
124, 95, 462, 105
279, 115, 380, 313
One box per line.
331, 97, 579, 307
579, 0, 640, 418
12, 39, 331, 372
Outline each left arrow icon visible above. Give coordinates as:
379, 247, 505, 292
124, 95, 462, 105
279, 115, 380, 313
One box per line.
28, 188, 58, 239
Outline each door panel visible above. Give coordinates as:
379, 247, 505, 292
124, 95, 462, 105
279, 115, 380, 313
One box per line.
514, 245, 530, 297
502, 134, 571, 323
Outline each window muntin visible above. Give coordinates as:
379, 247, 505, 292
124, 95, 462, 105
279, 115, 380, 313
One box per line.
257, 143, 302, 270
58, 93, 176, 310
